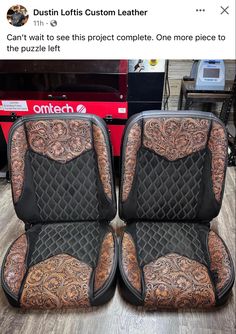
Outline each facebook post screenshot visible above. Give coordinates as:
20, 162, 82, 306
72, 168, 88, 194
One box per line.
0, 0, 235, 333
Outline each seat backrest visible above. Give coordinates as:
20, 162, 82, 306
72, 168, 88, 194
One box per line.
9, 114, 116, 224
119, 111, 228, 222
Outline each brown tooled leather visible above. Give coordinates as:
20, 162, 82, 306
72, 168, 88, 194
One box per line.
143, 253, 215, 309
208, 121, 227, 202
94, 233, 114, 292
143, 117, 210, 161
93, 124, 112, 199
122, 122, 141, 202
20, 254, 92, 309
208, 231, 232, 295
25, 119, 92, 163
10, 125, 28, 202
4, 234, 27, 296
122, 233, 142, 292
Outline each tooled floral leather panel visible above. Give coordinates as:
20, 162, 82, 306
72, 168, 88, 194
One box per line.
143, 253, 215, 309
122, 122, 141, 202
122, 233, 142, 292
208, 231, 232, 295
10, 125, 28, 202
94, 233, 114, 292
20, 254, 92, 309
143, 118, 210, 161
93, 125, 112, 199
25, 119, 92, 163
4, 234, 27, 296
208, 121, 227, 202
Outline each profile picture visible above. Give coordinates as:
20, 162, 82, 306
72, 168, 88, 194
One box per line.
7, 5, 29, 27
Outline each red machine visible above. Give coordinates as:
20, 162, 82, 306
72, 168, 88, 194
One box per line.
0, 60, 165, 167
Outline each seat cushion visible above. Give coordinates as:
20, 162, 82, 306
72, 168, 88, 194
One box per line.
2, 222, 117, 308
119, 222, 234, 309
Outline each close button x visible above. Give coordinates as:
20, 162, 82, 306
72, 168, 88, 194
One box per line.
220, 6, 229, 14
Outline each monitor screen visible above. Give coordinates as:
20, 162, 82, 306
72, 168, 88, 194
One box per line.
203, 68, 220, 78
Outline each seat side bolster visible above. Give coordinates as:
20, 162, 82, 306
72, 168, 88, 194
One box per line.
93, 124, 113, 200
10, 125, 28, 203
208, 230, 235, 301
121, 122, 141, 203
94, 232, 115, 293
2, 234, 28, 301
121, 232, 142, 293
208, 121, 228, 204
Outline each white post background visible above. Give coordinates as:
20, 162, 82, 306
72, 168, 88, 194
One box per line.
0, 0, 235, 59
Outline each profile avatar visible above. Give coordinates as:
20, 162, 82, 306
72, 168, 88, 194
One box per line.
7, 5, 29, 27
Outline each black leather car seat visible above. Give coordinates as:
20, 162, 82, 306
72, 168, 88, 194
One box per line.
119, 110, 234, 309
1, 114, 117, 309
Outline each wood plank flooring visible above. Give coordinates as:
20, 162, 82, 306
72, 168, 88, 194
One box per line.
0, 169, 235, 334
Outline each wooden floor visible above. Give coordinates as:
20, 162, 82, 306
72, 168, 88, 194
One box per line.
0, 169, 235, 334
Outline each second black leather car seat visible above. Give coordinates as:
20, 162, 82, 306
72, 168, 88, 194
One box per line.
119, 110, 234, 309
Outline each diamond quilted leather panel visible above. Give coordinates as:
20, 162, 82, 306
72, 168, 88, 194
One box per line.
29, 222, 100, 267
136, 222, 209, 267
29, 150, 99, 222
136, 148, 206, 220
